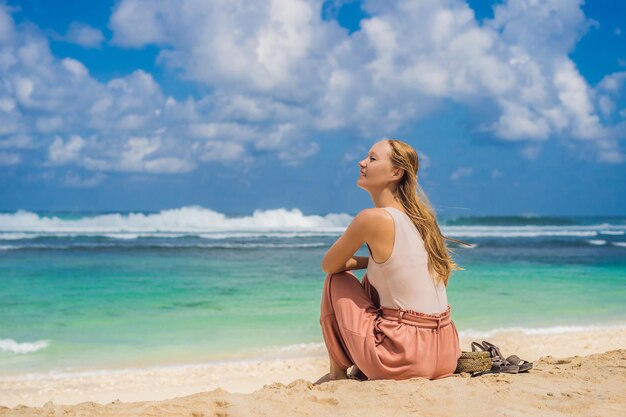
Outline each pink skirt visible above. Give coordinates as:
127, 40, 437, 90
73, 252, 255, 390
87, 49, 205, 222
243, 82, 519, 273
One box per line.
320, 271, 462, 380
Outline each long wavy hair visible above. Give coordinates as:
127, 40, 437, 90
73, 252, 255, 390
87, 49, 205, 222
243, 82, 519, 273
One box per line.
387, 139, 470, 287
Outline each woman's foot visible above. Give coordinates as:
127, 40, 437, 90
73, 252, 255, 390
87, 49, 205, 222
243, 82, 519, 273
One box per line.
347, 366, 368, 381
314, 355, 349, 385
313, 371, 348, 385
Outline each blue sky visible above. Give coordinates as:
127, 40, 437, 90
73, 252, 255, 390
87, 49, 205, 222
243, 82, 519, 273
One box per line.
0, 0, 624, 216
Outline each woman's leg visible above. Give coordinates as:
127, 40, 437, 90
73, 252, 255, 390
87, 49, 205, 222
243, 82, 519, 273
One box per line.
313, 353, 349, 385
317, 271, 377, 383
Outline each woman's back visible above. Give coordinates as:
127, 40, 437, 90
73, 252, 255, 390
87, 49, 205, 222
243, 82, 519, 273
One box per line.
366, 207, 449, 315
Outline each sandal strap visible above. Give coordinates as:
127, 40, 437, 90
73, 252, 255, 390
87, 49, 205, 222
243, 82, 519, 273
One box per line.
482, 341, 505, 362
471, 341, 487, 352
506, 354, 530, 366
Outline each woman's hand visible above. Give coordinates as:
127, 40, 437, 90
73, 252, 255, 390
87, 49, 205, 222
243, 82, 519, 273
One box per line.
327, 256, 369, 274
345, 256, 369, 271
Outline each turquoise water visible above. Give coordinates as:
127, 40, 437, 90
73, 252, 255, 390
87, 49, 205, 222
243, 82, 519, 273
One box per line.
0, 207, 625, 374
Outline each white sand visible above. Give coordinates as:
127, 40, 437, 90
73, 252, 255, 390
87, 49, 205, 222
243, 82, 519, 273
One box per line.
1, 327, 625, 416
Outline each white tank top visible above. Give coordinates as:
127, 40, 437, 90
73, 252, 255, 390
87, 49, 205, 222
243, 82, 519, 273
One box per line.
366, 207, 449, 315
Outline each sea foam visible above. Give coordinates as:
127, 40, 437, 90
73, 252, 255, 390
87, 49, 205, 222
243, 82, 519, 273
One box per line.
599, 230, 625, 235
0, 339, 49, 354
457, 323, 626, 339
0, 206, 624, 239
0, 206, 351, 234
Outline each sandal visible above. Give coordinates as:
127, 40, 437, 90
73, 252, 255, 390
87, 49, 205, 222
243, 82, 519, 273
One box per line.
482, 341, 533, 373
504, 354, 533, 373
481, 341, 519, 374
471, 341, 487, 352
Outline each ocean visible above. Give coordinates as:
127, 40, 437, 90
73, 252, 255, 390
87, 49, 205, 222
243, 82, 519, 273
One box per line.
1, 206, 625, 375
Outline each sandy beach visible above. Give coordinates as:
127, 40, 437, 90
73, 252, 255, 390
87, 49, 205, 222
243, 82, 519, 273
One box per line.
1, 327, 625, 416
2, 0, 626, 416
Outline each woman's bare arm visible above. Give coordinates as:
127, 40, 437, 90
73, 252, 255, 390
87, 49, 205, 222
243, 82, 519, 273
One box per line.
321, 210, 378, 274
326, 256, 369, 274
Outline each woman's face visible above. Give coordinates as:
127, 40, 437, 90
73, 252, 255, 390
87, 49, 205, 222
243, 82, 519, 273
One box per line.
357, 140, 398, 191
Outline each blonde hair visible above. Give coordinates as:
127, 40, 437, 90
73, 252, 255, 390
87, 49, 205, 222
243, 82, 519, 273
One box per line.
387, 139, 470, 287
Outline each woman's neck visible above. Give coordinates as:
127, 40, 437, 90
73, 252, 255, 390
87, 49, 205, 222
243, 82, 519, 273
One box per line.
370, 189, 404, 211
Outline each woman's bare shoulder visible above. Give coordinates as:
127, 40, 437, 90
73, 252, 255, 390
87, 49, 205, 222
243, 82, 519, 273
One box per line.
352, 208, 394, 230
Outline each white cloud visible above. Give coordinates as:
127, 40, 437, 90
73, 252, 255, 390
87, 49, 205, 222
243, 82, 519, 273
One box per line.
553, 58, 604, 139
196, 141, 247, 162
47, 135, 85, 165
342, 146, 367, 163
0, 97, 15, 112
595, 139, 625, 164
109, 0, 168, 46
278, 141, 320, 166
107, 0, 623, 160
521, 144, 542, 160
36, 116, 64, 133
0, 6, 275, 174
14, 78, 35, 107
598, 95, 614, 117
0, 0, 624, 184
63, 171, 107, 188
0, 4, 14, 42
598, 71, 626, 93
491, 101, 551, 140
142, 157, 195, 173
64, 22, 105, 48
62, 57, 89, 77
491, 168, 503, 178
54, 135, 198, 174
0, 135, 37, 149
111, 0, 342, 97
0, 151, 20, 165
450, 167, 473, 180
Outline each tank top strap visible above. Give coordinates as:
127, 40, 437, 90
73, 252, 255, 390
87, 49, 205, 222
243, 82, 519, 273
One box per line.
384, 207, 424, 251
383, 207, 411, 238
382, 207, 400, 223
383, 207, 411, 261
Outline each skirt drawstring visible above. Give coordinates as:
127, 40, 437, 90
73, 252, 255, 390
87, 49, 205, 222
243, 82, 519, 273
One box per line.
373, 307, 385, 346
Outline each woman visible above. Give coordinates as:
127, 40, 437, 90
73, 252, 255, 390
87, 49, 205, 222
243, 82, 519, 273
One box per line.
316, 138, 468, 384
